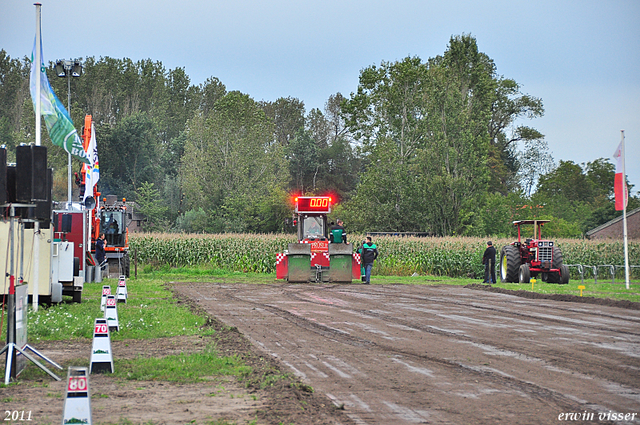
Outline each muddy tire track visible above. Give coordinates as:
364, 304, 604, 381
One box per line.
175, 282, 640, 425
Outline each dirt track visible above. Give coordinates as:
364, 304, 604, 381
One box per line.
175, 282, 640, 425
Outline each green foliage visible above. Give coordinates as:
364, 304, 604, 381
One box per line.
341, 35, 520, 236
173, 207, 210, 233
129, 233, 640, 280
0, 43, 628, 236
180, 91, 289, 233
130, 233, 293, 272
531, 158, 637, 235
135, 181, 169, 232
100, 112, 160, 199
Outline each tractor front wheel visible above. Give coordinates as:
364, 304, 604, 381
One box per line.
500, 245, 521, 283
559, 264, 570, 284
519, 264, 531, 283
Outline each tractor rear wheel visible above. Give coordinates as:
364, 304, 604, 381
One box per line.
500, 245, 521, 283
519, 264, 531, 283
547, 246, 565, 283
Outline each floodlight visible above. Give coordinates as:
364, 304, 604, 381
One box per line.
55, 61, 66, 77
72, 61, 82, 77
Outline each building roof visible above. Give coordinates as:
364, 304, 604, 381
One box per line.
585, 206, 640, 238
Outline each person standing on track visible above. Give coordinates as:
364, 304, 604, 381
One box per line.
361, 236, 379, 284
482, 241, 496, 283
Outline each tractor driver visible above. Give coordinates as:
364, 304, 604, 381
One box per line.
106, 214, 119, 235
304, 217, 323, 239
329, 219, 347, 243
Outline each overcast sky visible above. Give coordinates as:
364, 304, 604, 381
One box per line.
2, 0, 639, 191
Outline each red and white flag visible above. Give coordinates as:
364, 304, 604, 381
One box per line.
82, 123, 100, 202
613, 140, 627, 211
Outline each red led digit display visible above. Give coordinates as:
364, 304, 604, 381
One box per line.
296, 197, 332, 213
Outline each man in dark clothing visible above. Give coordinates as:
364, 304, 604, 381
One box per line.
361, 236, 379, 284
96, 233, 107, 269
482, 241, 496, 283
329, 219, 347, 243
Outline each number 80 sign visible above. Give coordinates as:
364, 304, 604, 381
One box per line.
67, 376, 88, 393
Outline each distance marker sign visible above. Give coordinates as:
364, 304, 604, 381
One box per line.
100, 285, 111, 312
117, 275, 127, 303
104, 295, 119, 332
62, 366, 92, 424
90, 318, 113, 374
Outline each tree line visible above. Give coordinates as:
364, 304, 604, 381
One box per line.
0, 35, 636, 237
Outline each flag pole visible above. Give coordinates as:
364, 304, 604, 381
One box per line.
621, 130, 629, 289
33, 2, 42, 311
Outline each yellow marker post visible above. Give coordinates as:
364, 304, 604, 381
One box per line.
531, 278, 536, 291
578, 285, 585, 297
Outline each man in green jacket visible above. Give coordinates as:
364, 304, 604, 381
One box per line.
361, 236, 379, 284
329, 219, 347, 243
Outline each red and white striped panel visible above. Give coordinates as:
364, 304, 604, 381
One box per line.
276, 253, 288, 279
310, 252, 330, 267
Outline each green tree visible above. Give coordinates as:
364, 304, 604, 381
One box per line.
0, 50, 30, 149
302, 94, 360, 199
530, 159, 634, 235
488, 77, 546, 194
181, 91, 288, 232
342, 35, 495, 235
341, 56, 430, 232
261, 96, 305, 146
287, 130, 321, 194
100, 112, 159, 199
135, 181, 169, 232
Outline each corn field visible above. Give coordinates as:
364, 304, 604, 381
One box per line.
130, 233, 640, 278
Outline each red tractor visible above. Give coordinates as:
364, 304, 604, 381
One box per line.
500, 220, 569, 284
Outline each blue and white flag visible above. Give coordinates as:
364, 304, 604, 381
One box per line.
30, 34, 89, 163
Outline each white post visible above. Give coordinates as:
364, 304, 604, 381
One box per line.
33, 2, 42, 311
67, 73, 72, 208
621, 130, 630, 290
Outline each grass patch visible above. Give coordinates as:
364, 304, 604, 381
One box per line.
0, 277, 215, 342
113, 345, 251, 383
139, 265, 640, 303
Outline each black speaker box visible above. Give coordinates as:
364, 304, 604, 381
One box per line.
34, 168, 53, 226
6, 166, 16, 204
22, 168, 52, 227
31, 146, 48, 201
61, 213, 73, 233
16, 145, 48, 202
0, 147, 6, 205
